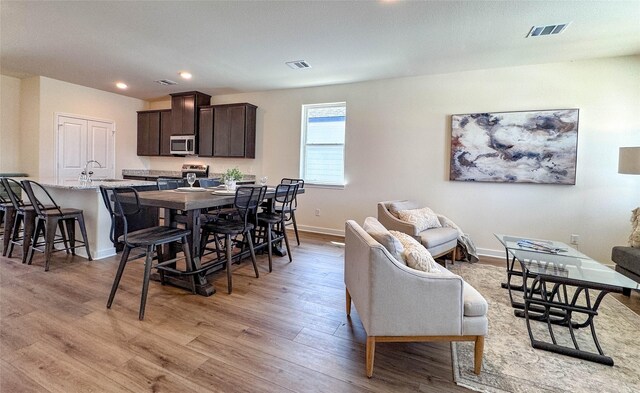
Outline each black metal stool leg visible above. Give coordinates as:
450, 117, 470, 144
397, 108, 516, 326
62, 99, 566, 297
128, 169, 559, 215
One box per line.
139, 245, 154, 320
107, 246, 131, 308
76, 214, 92, 260
225, 234, 233, 294
43, 218, 59, 271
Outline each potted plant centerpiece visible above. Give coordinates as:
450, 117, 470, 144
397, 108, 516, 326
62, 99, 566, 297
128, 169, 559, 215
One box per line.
222, 167, 243, 190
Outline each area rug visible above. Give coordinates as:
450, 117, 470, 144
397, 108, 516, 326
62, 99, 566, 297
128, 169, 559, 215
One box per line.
450, 263, 640, 393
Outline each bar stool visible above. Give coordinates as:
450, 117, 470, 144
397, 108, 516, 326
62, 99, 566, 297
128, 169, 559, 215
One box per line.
256, 183, 297, 272
1, 178, 38, 263
21, 180, 92, 271
0, 189, 12, 255
105, 186, 196, 320
199, 186, 264, 294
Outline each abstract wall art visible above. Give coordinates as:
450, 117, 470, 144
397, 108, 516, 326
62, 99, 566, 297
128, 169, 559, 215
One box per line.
450, 109, 579, 184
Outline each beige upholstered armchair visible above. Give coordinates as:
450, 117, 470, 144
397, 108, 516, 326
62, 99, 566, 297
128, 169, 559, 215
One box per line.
378, 200, 458, 260
344, 219, 487, 377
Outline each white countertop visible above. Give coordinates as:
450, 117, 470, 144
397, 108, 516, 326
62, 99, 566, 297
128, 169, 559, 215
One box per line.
16, 177, 156, 191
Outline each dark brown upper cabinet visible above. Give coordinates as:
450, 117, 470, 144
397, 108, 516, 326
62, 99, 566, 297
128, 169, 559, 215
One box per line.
170, 91, 211, 135
137, 110, 161, 156
198, 103, 256, 158
137, 109, 172, 156
159, 110, 172, 156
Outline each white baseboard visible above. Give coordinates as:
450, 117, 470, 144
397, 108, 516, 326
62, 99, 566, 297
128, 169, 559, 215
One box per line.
74, 247, 116, 260
476, 247, 505, 259
297, 224, 345, 237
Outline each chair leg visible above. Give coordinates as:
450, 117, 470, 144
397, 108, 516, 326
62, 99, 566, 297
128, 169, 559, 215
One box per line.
291, 211, 300, 246
346, 288, 351, 316
2, 208, 16, 256
199, 229, 209, 258
76, 214, 92, 260
27, 217, 44, 265
282, 222, 292, 263
8, 213, 22, 258
22, 212, 36, 264
225, 234, 233, 294
61, 219, 72, 254
245, 231, 259, 278
43, 218, 59, 271
107, 245, 131, 309
474, 336, 484, 375
181, 236, 196, 294
366, 336, 376, 378
139, 246, 154, 320
266, 224, 273, 273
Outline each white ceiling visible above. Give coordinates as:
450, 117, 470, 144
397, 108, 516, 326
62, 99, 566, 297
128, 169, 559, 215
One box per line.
2, 1, 639, 101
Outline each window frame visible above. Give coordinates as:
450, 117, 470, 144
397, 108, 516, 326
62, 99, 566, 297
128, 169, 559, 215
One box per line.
299, 102, 347, 188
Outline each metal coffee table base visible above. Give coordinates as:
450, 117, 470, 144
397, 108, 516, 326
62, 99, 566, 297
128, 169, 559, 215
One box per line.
517, 274, 616, 366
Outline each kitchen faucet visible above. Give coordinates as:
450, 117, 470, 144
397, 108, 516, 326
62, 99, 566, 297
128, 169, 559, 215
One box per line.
79, 160, 103, 182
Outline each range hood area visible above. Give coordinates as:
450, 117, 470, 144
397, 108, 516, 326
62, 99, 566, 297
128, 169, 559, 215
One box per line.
136, 91, 256, 158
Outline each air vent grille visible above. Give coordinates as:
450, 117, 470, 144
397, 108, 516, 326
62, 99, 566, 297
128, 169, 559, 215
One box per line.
527, 23, 570, 37
155, 79, 178, 86
286, 60, 311, 69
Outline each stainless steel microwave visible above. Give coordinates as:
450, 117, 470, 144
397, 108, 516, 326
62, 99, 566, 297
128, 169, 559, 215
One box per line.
170, 135, 196, 155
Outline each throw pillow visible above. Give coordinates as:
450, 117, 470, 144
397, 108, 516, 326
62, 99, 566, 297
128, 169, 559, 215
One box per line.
630, 207, 640, 248
389, 230, 439, 272
387, 200, 419, 218
397, 207, 442, 232
363, 217, 405, 263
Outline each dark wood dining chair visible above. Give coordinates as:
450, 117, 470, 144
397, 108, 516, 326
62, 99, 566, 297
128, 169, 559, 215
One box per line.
1, 178, 39, 263
199, 186, 264, 293
21, 180, 92, 271
197, 178, 221, 188
105, 186, 196, 320
256, 183, 297, 272
157, 177, 186, 190
277, 178, 304, 245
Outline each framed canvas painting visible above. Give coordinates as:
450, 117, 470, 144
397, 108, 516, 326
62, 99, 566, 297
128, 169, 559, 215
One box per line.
450, 109, 579, 184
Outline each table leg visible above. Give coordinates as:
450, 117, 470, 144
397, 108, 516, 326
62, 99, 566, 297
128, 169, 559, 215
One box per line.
151, 208, 216, 296
518, 268, 615, 366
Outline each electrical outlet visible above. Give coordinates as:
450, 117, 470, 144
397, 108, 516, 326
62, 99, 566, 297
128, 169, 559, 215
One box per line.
315, 208, 321, 216
570, 234, 579, 245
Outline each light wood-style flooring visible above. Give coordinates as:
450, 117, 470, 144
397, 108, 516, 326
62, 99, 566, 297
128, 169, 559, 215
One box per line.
1, 232, 638, 392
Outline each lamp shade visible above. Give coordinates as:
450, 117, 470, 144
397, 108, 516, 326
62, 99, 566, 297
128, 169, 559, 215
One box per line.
618, 146, 640, 175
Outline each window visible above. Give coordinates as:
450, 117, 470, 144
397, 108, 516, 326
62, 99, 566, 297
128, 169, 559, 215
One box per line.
300, 102, 346, 186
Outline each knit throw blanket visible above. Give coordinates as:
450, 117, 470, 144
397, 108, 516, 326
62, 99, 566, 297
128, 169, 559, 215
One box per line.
437, 214, 479, 263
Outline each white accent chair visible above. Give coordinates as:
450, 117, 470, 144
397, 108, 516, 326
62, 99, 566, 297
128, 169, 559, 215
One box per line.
378, 200, 458, 260
345, 219, 488, 377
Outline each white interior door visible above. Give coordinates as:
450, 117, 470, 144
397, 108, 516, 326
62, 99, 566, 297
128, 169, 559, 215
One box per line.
87, 120, 115, 179
57, 114, 115, 184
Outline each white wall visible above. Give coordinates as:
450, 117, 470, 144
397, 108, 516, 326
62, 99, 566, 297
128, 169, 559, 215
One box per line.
0, 75, 22, 172
19, 76, 40, 177
35, 77, 148, 178
194, 56, 639, 262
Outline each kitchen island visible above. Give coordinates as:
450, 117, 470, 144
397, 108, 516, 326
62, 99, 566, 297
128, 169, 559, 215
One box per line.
20, 178, 156, 260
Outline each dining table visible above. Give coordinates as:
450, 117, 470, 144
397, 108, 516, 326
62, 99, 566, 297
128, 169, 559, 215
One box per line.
120, 185, 304, 296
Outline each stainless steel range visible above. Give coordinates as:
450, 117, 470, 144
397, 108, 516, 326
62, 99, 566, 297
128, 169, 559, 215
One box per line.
181, 164, 209, 178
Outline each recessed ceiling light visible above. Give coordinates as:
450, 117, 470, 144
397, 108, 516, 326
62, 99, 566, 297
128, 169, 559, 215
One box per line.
116, 82, 128, 89
179, 71, 192, 79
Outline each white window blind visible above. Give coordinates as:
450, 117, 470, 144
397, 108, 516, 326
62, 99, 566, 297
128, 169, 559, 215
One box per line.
301, 103, 346, 186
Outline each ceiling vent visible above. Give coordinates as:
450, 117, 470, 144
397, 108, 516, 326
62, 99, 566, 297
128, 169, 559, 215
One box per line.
286, 60, 311, 69
527, 23, 570, 37
154, 79, 178, 86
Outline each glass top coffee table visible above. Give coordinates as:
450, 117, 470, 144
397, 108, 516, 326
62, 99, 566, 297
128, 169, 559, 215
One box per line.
495, 234, 639, 366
